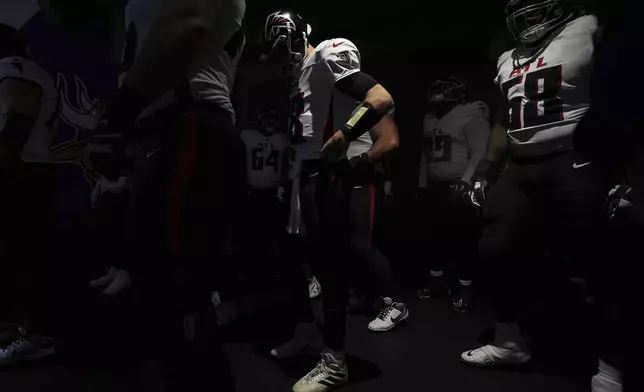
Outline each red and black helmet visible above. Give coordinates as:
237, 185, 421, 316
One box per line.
264, 10, 312, 62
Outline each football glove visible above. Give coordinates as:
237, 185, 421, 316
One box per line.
89, 266, 131, 296
450, 180, 473, 203
607, 184, 632, 219
348, 152, 371, 173
90, 175, 129, 208
470, 159, 495, 208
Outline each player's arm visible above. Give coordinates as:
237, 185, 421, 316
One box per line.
462, 116, 491, 184
334, 72, 395, 142
366, 114, 399, 162
0, 78, 42, 162
482, 106, 509, 163
115, 0, 223, 123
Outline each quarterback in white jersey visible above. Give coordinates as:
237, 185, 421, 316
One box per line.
462, 0, 610, 372
263, 10, 401, 392
241, 110, 289, 191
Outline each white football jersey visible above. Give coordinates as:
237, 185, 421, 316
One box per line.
423, 102, 489, 181
294, 39, 373, 161
495, 15, 597, 157
123, 0, 246, 121
0, 56, 59, 163
241, 129, 288, 190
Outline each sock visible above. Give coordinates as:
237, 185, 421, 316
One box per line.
430, 270, 444, 278
459, 279, 472, 287
325, 348, 346, 362
494, 322, 529, 353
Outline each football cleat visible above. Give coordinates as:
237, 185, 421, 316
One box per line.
292, 350, 348, 392
461, 322, 531, 367
591, 359, 622, 392
368, 298, 409, 332
452, 284, 473, 312
0, 335, 55, 367
461, 344, 531, 367
416, 275, 450, 300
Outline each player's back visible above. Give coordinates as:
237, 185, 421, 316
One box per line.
124, 0, 246, 120
0, 56, 59, 163
496, 14, 597, 157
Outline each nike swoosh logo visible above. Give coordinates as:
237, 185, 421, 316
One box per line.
332, 42, 344, 48
467, 351, 475, 357
573, 162, 592, 169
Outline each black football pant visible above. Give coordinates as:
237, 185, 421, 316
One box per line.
479, 150, 610, 323
416, 180, 480, 282
130, 104, 245, 391
0, 163, 54, 337
297, 160, 399, 351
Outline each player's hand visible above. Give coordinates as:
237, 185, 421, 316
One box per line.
470, 178, 489, 208
348, 152, 371, 173
89, 266, 131, 296
86, 117, 128, 178
90, 175, 129, 208
276, 186, 286, 203
321, 130, 349, 160
608, 184, 632, 219
450, 180, 473, 203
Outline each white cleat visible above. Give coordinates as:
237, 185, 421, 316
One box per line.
292, 350, 348, 392
461, 344, 531, 367
368, 298, 409, 332
0, 336, 55, 367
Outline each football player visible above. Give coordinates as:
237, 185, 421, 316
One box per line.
461, 0, 610, 368
262, 10, 399, 392
0, 24, 58, 367
415, 77, 490, 312
239, 108, 289, 268
85, 0, 246, 390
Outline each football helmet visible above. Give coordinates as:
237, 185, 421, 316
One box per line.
252, 109, 280, 135
263, 10, 312, 64
505, 0, 572, 44
428, 77, 467, 106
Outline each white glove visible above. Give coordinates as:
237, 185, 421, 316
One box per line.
90, 175, 129, 207
89, 266, 131, 295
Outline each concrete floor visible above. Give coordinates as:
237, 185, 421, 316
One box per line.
0, 291, 593, 392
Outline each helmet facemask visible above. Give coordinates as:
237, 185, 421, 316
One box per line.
263, 12, 310, 67
428, 78, 466, 116
506, 0, 568, 44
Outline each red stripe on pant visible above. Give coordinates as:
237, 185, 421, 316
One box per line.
167, 111, 198, 252
368, 184, 376, 249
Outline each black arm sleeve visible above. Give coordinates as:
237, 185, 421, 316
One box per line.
334, 71, 379, 101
